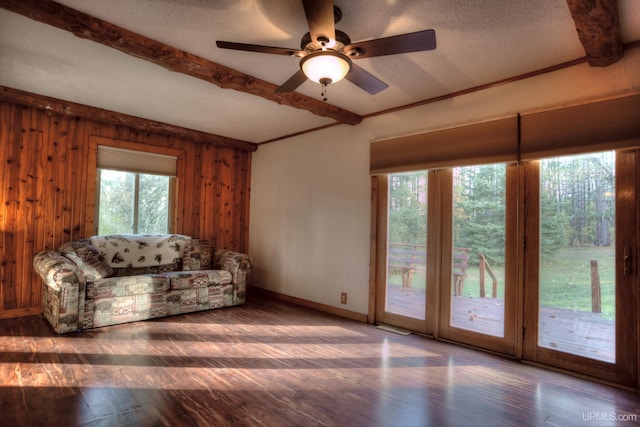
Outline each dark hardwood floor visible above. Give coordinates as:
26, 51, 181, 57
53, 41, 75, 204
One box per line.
1, 296, 638, 427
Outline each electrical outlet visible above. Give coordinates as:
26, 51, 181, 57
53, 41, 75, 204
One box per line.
340, 292, 347, 304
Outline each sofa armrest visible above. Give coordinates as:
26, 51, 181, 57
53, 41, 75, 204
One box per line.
213, 249, 252, 282
33, 251, 81, 292
33, 250, 85, 334
213, 249, 252, 305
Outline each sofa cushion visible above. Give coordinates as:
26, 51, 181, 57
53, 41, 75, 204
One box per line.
86, 274, 170, 299
83, 292, 168, 329
59, 239, 114, 280
163, 270, 232, 290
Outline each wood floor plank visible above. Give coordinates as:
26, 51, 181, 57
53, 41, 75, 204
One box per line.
0, 296, 638, 426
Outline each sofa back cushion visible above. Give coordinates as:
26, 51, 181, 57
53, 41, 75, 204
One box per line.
182, 239, 211, 270
90, 234, 190, 269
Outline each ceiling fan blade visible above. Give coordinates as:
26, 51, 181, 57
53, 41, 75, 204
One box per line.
216, 41, 304, 57
345, 64, 388, 95
344, 29, 436, 59
275, 69, 308, 93
301, 0, 336, 47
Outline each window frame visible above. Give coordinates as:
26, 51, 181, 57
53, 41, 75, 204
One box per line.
85, 136, 184, 237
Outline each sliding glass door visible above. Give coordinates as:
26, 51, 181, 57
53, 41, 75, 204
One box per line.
373, 149, 637, 387
375, 172, 434, 334
438, 164, 518, 355
522, 150, 638, 387
375, 165, 518, 352
450, 164, 507, 337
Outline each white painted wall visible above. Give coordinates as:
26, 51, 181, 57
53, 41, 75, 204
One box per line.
249, 48, 640, 316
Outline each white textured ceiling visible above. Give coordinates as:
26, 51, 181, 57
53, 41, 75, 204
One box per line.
1, 0, 639, 143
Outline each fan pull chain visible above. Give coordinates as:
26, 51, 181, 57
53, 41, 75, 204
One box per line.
321, 83, 328, 102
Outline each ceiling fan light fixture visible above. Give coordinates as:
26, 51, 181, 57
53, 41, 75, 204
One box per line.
300, 51, 352, 85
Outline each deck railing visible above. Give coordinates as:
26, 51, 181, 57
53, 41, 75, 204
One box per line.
478, 253, 498, 298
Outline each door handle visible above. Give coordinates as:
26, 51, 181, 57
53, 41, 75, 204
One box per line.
623, 246, 631, 278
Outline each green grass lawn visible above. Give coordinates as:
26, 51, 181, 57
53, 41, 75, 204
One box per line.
539, 246, 615, 317
388, 245, 615, 318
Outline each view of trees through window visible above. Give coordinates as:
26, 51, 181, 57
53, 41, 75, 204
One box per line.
453, 164, 505, 270
97, 169, 171, 235
540, 152, 615, 255
388, 172, 427, 246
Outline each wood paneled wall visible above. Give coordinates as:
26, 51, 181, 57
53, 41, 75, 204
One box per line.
0, 100, 252, 318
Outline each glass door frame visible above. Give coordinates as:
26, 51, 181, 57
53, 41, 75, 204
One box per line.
373, 166, 520, 353
436, 165, 520, 356
373, 173, 439, 335
521, 150, 638, 388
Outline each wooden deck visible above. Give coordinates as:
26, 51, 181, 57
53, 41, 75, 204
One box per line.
386, 285, 615, 362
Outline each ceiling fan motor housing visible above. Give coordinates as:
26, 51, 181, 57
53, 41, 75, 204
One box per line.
301, 29, 351, 53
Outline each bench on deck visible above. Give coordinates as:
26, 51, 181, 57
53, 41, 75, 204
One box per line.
388, 243, 469, 294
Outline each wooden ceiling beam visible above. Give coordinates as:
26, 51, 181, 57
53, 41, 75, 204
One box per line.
566, 0, 624, 67
0, 0, 363, 126
0, 85, 258, 152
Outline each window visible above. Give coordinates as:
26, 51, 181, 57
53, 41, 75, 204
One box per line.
96, 145, 176, 235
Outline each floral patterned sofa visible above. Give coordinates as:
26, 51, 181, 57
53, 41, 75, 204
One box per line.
33, 234, 252, 334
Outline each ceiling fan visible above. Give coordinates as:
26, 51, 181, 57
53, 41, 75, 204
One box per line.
216, 0, 436, 100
